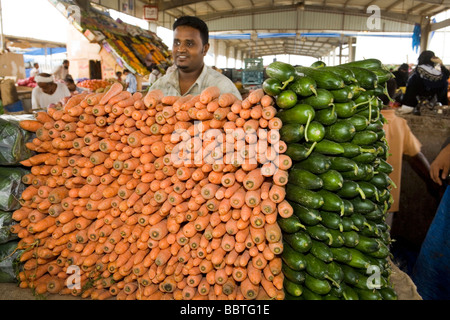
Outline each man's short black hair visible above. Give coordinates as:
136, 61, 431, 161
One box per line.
123, 69, 130, 74
63, 60, 69, 64
173, 16, 209, 45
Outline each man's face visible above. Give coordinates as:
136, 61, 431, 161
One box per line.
172, 25, 209, 73
38, 82, 54, 94
64, 62, 69, 69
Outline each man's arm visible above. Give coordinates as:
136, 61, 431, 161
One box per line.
430, 142, 450, 186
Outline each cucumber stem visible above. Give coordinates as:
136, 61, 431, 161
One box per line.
340, 205, 345, 217
304, 114, 313, 142
338, 223, 344, 233
280, 76, 295, 90
305, 141, 317, 158
325, 275, 341, 288
310, 85, 318, 97
356, 187, 366, 200
326, 233, 333, 246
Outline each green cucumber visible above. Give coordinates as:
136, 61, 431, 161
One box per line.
351, 130, 379, 146
295, 66, 345, 90
305, 139, 344, 156
351, 151, 378, 164
305, 224, 332, 243
324, 120, 356, 143
342, 230, 360, 247
283, 231, 312, 253
288, 168, 323, 190
371, 68, 393, 84
367, 242, 390, 259
282, 241, 307, 271
310, 60, 326, 68
340, 142, 369, 158
330, 86, 354, 102
284, 277, 304, 297
279, 123, 305, 143
327, 228, 346, 247
304, 274, 331, 295
347, 114, 369, 131
277, 103, 315, 125
342, 284, 360, 300
285, 143, 310, 162
310, 239, 334, 263
314, 106, 337, 126
340, 58, 383, 70
277, 215, 305, 234
345, 248, 373, 269
289, 76, 317, 97
320, 211, 343, 231
301, 285, 323, 300
290, 201, 322, 226
319, 169, 344, 191
334, 101, 358, 118
341, 216, 359, 232
341, 264, 362, 286
355, 235, 381, 253
304, 252, 337, 288
327, 261, 344, 287
369, 172, 392, 189
350, 197, 376, 214
337, 180, 365, 199
345, 67, 378, 89
304, 121, 325, 143
379, 286, 398, 300
354, 288, 383, 300
262, 78, 283, 96
322, 66, 357, 85
329, 247, 353, 263
348, 83, 365, 100
316, 189, 345, 215
349, 213, 368, 230
340, 163, 373, 181
276, 90, 298, 109
286, 184, 325, 209
329, 156, 359, 173
357, 181, 379, 201
293, 152, 331, 174
341, 199, 355, 216
300, 88, 334, 109
266, 61, 296, 83
282, 264, 306, 284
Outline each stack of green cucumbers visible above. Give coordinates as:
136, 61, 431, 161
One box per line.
263, 59, 398, 300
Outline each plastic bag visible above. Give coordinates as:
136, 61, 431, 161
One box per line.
0, 210, 18, 244
0, 114, 36, 166
0, 166, 30, 211
0, 240, 21, 283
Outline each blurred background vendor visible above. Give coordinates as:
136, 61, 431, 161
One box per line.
31, 73, 71, 111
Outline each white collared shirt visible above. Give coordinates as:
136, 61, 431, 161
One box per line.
149, 64, 242, 99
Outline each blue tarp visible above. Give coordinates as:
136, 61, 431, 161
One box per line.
210, 32, 413, 40
24, 47, 67, 56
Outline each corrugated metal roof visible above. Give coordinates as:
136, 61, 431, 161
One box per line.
125, 0, 450, 58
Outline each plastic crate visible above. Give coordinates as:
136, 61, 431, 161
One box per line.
244, 58, 264, 71
242, 70, 264, 85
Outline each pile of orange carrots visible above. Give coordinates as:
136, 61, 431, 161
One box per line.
11, 83, 292, 300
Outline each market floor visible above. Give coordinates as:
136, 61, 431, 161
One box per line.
0, 261, 422, 300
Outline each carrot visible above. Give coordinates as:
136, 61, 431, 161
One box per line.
199, 86, 220, 104
248, 88, 264, 105
144, 89, 164, 108
240, 277, 259, 300
277, 200, 293, 218
268, 184, 286, 204
20, 120, 42, 132
99, 82, 124, 105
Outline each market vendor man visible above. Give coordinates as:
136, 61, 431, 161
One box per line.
31, 73, 71, 111
149, 16, 242, 99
